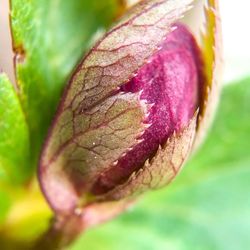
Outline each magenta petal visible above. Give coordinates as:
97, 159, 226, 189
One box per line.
92, 24, 203, 194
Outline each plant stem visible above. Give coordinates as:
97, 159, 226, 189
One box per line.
31, 214, 83, 250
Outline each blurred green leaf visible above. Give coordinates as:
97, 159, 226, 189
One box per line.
10, 0, 123, 168
0, 74, 30, 184
0, 191, 11, 225
70, 78, 250, 250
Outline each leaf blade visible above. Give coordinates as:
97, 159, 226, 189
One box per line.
0, 74, 30, 184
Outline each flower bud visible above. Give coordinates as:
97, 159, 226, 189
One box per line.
91, 23, 202, 195
39, 0, 222, 227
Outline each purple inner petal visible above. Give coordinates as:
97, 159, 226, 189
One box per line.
92, 23, 203, 194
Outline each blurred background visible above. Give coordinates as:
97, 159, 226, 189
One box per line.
220, 0, 250, 83
0, 1, 250, 250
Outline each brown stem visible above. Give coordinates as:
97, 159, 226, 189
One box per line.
31, 214, 84, 250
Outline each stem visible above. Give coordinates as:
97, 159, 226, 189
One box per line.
31, 214, 84, 250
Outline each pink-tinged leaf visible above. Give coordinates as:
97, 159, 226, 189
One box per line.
193, 0, 223, 149
39, 0, 195, 217
97, 112, 198, 201
40, 93, 148, 213
82, 199, 135, 229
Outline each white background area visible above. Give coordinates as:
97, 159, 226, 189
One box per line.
220, 0, 250, 83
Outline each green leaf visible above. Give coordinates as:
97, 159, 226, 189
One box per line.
0, 74, 30, 184
70, 78, 250, 250
0, 191, 11, 225
10, 0, 123, 167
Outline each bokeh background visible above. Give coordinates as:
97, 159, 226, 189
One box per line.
0, 1, 250, 249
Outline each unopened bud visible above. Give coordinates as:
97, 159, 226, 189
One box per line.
39, 0, 222, 228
